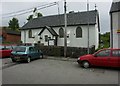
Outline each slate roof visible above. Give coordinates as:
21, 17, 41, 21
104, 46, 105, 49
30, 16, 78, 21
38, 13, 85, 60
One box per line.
5, 29, 21, 35
21, 10, 99, 30
110, 1, 120, 13
38, 26, 58, 36
0, 27, 21, 35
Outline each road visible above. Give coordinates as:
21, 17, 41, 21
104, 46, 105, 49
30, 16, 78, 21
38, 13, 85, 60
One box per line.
1, 58, 120, 84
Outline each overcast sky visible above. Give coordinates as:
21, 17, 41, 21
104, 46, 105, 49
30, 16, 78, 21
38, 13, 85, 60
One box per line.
1, 0, 114, 33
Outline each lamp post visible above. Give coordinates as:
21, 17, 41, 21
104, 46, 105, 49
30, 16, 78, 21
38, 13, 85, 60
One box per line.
87, 0, 90, 54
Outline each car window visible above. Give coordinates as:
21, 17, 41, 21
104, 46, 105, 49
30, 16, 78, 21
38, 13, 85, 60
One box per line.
0, 45, 4, 50
13, 47, 26, 52
112, 50, 120, 57
29, 47, 36, 52
34, 47, 39, 52
96, 50, 110, 57
6, 46, 12, 50
12, 46, 17, 49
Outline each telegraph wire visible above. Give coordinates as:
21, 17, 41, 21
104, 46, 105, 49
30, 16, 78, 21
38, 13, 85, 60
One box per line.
2, 2, 57, 18
1, 2, 57, 16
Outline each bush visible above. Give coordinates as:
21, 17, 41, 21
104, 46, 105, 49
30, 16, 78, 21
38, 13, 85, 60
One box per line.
35, 44, 95, 58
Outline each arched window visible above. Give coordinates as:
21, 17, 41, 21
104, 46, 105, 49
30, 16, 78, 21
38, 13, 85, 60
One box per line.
59, 27, 64, 38
76, 26, 82, 38
28, 29, 32, 38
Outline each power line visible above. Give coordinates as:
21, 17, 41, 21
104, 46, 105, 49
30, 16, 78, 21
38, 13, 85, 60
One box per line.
2, 2, 57, 19
1, 2, 57, 16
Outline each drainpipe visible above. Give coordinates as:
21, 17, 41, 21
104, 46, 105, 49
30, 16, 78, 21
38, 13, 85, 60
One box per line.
110, 13, 113, 48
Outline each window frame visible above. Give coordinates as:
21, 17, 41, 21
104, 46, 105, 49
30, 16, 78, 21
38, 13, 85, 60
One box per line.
76, 26, 82, 38
59, 27, 64, 38
45, 35, 48, 42
28, 29, 32, 38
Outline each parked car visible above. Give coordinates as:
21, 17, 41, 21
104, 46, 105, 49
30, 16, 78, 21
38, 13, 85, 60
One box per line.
11, 46, 43, 63
0, 44, 16, 58
77, 48, 120, 68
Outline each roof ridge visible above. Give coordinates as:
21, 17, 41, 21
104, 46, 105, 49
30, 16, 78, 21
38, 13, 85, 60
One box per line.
21, 10, 98, 29
33, 10, 97, 20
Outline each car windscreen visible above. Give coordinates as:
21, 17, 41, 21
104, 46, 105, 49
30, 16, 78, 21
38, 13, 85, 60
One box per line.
13, 47, 26, 52
6, 46, 12, 50
0, 45, 5, 50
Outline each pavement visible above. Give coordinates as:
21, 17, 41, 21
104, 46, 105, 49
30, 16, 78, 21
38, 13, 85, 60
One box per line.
1, 56, 77, 69
45, 55, 77, 62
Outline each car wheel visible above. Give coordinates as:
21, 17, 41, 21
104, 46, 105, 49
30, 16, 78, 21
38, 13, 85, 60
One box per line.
27, 57, 31, 63
12, 59, 16, 62
82, 61, 90, 68
39, 54, 43, 59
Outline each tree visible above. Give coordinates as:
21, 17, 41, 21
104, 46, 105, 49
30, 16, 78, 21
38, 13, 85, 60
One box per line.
27, 8, 43, 21
8, 17, 19, 31
37, 12, 43, 17
98, 32, 110, 50
27, 15, 33, 21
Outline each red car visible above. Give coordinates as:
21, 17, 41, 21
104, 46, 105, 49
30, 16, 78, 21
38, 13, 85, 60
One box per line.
0, 44, 16, 58
77, 48, 120, 68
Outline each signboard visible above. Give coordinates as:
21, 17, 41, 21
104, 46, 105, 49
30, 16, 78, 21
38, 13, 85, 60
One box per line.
117, 29, 120, 33
49, 39, 54, 46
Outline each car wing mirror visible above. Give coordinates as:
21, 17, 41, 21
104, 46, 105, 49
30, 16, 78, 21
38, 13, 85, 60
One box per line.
94, 54, 97, 57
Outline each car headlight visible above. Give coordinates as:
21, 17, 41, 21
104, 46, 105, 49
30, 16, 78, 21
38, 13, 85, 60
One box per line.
77, 57, 80, 60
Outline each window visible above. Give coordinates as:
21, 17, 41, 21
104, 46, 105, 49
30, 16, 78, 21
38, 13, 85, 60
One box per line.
6, 46, 13, 50
28, 30, 32, 38
0, 45, 4, 50
45, 35, 48, 42
96, 50, 110, 57
0, 36, 2, 42
29, 47, 35, 52
112, 50, 120, 57
76, 26, 82, 38
13, 47, 26, 52
59, 27, 64, 38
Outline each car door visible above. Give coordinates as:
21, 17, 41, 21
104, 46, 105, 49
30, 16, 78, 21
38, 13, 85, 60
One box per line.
1, 46, 7, 57
5, 46, 13, 56
34, 48, 40, 58
1, 46, 12, 57
36, 49, 41, 58
92, 49, 111, 67
109, 49, 120, 67
29, 47, 38, 59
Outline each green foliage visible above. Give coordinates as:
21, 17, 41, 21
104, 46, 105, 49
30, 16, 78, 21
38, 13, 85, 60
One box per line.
8, 17, 19, 31
37, 13, 43, 17
27, 8, 43, 21
27, 15, 33, 21
97, 32, 110, 51
2, 41, 12, 44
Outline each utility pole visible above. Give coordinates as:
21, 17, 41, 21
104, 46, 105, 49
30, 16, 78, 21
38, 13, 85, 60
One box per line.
24, 30, 26, 43
87, 0, 90, 54
64, 0, 67, 58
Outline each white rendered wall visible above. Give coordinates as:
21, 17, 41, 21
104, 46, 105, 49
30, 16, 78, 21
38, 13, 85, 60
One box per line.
40, 29, 54, 46
53, 25, 98, 49
112, 12, 119, 48
21, 25, 99, 49
21, 29, 42, 43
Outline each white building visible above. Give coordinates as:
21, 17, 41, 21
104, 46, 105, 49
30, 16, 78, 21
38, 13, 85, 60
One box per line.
21, 10, 100, 49
110, 1, 120, 48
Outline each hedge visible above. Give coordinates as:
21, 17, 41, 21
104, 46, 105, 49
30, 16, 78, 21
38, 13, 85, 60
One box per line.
35, 44, 95, 58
